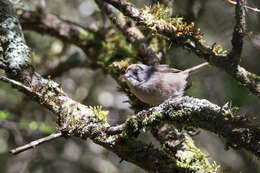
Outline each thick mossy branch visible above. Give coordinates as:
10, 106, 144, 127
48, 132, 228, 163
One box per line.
58, 95, 217, 172
0, 0, 33, 83
230, 66, 260, 96
1, 75, 217, 173
102, 0, 202, 43
121, 96, 260, 157
141, 4, 202, 40
152, 125, 219, 172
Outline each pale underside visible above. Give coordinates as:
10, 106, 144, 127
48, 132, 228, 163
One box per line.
128, 71, 188, 105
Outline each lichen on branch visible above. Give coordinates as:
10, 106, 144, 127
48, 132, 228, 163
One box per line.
0, 0, 33, 83
140, 3, 202, 41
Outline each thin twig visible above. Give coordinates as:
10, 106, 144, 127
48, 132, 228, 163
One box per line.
226, 0, 260, 13
0, 75, 37, 95
0, 75, 31, 89
10, 132, 62, 155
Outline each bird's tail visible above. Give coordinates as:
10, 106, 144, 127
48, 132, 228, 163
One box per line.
182, 62, 210, 74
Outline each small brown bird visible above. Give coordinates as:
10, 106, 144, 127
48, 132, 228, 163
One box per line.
123, 62, 209, 105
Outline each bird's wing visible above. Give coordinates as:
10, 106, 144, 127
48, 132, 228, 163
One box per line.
153, 64, 181, 73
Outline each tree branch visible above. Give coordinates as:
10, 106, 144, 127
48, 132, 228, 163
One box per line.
226, 0, 260, 13
0, 1, 218, 172
17, 8, 103, 62
108, 96, 260, 157
1, 0, 259, 172
10, 132, 62, 155
101, 0, 260, 98
16, 2, 260, 99
0, 75, 216, 172
229, 0, 246, 63
0, 1, 33, 84
151, 124, 218, 172
95, 0, 162, 65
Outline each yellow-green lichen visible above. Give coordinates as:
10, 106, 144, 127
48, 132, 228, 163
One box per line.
212, 43, 228, 56
221, 102, 239, 118
124, 117, 140, 136
175, 139, 220, 172
110, 60, 131, 74
89, 105, 109, 124
143, 111, 164, 128
79, 29, 95, 42
140, 3, 202, 40
97, 29, 136, 70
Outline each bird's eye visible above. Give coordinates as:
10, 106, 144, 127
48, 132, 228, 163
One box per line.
133, 68, 138, 74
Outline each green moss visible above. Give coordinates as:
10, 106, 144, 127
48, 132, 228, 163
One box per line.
246, 70, 260, 84
124, 117, 140, 136
79, 29, 95, 42
211, 43, 228, 56
221, 102, 240, 118
140, 3, 202, 41
89, 105, 109, 124
143, 111, 164, 128
97, 29, 136, 71
175, 140, 220, 172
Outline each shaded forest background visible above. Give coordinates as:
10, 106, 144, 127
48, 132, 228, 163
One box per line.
0, 0, 260, 172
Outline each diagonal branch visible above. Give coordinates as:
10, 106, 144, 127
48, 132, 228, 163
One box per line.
95, 0, 162, 65
10, 132, 62, 154
102, 0, 202, 42
150, 124, 217, 171
0, 74, 215, 172
108, 96, 260, 157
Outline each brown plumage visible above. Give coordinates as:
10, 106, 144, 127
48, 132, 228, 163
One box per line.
123, 62, 209, 105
